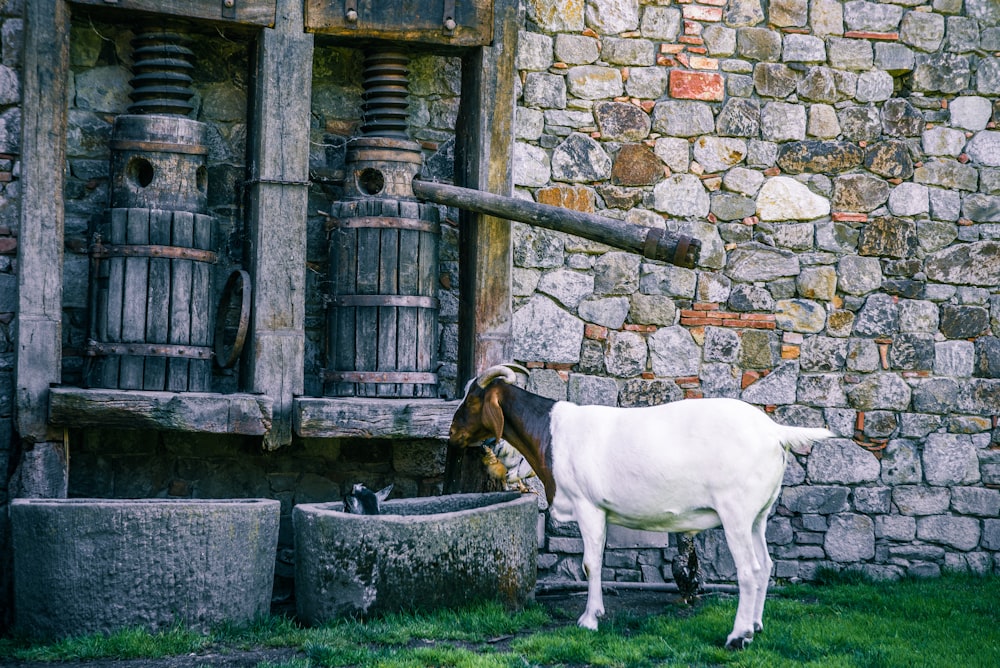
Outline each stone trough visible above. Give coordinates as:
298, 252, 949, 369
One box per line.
11, 498, 280, 638
293, 492, 537, 624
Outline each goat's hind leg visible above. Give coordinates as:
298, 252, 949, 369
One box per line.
750, 513, 774, 635
575, 503, 608, 630
720, 520, 762, 650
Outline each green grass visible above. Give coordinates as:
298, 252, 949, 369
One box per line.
3, 574, 999, 667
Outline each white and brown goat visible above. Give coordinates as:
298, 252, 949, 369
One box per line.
449, 364, 834, 650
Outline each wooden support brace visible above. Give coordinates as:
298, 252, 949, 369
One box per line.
245, 0, 314, 450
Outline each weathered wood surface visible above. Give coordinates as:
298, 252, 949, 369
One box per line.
17, 0, 71, 446
295, 398, 460, 440
304, 0, 492, 48
245, 0, 313, 450
446, 0, 520, 495
49, 387, 273, 435
413, 180, 701, 268
68, 0, 277, 27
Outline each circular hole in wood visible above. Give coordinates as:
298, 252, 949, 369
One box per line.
358, 168, 385, 195
127, 157, 155, 188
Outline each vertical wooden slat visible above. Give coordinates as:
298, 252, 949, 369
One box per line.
377, 221, 400, 397
447, 0, 521, 493
143, 209, 172, 389
168, 211, 194, 391
246, 0, 313, 448
417, 205, 439, 398
100, 209, 128, 388
119, 208, 150, 389
16, 0, 71, 453
189, 213, 214, 390
396, 224, 419, 398
355, 201, 379, 397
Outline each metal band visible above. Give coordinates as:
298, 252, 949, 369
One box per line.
214, 269, 251, 369
324, 370, 438, 384
90, 243, 217, 264
642, 227, 665, 261
346, 149, 424, 165
673, 235, 693, 267
109, 139, 209, 155
328, 216, 440, 234
85, 341, 213, 360
330, 295, 438, 309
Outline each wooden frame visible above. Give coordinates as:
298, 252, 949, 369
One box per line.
21, 0, 519, 464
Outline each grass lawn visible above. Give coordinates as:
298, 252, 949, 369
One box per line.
2, 573, 998, 667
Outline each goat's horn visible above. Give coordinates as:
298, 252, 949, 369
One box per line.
476, 363, 529, 388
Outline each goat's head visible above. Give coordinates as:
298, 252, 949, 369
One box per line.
448, 363, 529, 448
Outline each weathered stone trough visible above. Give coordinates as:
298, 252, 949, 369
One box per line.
11, 498, 280, 638
293, 492, 537, 624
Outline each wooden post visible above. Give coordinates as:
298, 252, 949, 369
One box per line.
14, 0, 71, 495
245, 0, 314, 450
445, 0, 522, 494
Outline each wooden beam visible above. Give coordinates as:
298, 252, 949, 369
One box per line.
447, 0, 521, 494
67, 0, 277, 27
49, 387, 273, 435
16, 0, 70, 446
295, 398, 459, 440
245, 0, 313, 450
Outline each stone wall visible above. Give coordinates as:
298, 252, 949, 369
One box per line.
514, 0, 1000, 584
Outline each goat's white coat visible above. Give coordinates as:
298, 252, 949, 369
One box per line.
545, 396, 833, 648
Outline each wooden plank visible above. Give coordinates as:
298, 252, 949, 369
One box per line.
143, 209, 172, 390
168, 211, 194, 391
355, 215, 380, 397
189, 213, 214, 390
331, 218, 358, 396
416, 208, 438, 398
377, 220, 399, 398
16, 0, 70, 445
68, 0, 277, 27
118, 209, 150, 389
446, 0, 521, 494
295, 397, 460, 440
245, 0, 313, 449
49, 387, 273, 435
99, 208, 128, 387
303, 0, 492, 47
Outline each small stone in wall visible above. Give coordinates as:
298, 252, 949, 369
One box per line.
585, 0, 639, 35
975, 336, 1000, 378
551, 133, 611, 183
736, 27, 782, 62
652, 173, 710, 218
807, 104, 841, 139
939, 304, 990, 339
855, 69, 894, 103
925, 240, 1000, 286
756, 176, 830, 221
692, 136, 747, 174
966, 131, 1000, 168
648, 325, 701, 377
512, 295, 583, 363
578, 296, 630, 329
846, 372, 911, 411
881, 98, 925, 137
853, 294, 901, 339
753, 62, 799, 98
775, 298, 827, 333
761, 101, 807, 142
566, 65, 624, 100
777, 140, 864, 174
827, 36, 874, 71
881, 440, 923, 486
858, 215, 918, 258
651, 100, 714, 137
912, 52, 972, 94
832, 173, 890, 212
887, 183, 929, 217
668, 70, 725, 102
611, 143, 662, 186
864, 140, 914, 179
800, 335, 848, 373
838, 105, 882, 142
950, 95, 994, 131
934, 341, 975, 378
619, 378, 683, 407
554, 33, 599, 65
740, 360, 798, 405
729, 284, 776, 313
888, 333, 936, 371
526, 0, 585, 32
900, 11, 946, 53
825, 513, 876, 563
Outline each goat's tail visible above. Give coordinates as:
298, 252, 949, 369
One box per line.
776, 425, 836, 452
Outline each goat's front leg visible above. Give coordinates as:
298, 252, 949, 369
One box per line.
574, 503, 608, 630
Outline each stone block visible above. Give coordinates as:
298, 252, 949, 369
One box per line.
952, 487, 1000, 517
876, 514, 916, 541
825, 513, 875, 562
893, 485, 951, 516
923, 433, 981, 486
807, 439, 881, 485
916, 515, 981, 551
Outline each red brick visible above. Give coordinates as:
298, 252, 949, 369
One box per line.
678, 35, 704, 45
741, 320, 776, 330
692, 302, 720, 311
781, 345, 800, 359
741, 371, 760, 389
0, 237, 16, 254
689, 56, 719, 70
844, 31, 899, 41
684, 389, 704, 399
675, 376, 701, 386
680, 316, 715, 326
697, 0, 728, 6
763, 166, 781, 177
661, 43, 686, 54
740, 313, 776, 321
832, 212, 868, 222
584, 323, 608, 340
537, 185, 596, 213
0, 172, 12, 183
669, 69, 724, 101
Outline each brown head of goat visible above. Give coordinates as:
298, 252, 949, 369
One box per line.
448, 364, 558, 504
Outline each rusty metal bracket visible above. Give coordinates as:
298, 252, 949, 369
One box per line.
327, 215, 440, 234
85, 340, 213, 360
89, 242, 217, 264
442, 0, 457, 34
330, 295, 438, 309
214, 269, 251, 369
323, 370, 438, 384
221, 0, 236, 19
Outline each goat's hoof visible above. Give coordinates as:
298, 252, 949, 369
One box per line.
753, 622, 764, 634
724, 634, 753, 651
577, 613, 601, 631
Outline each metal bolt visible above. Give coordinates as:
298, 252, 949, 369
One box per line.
346, 9, 358, 23
444, 17, 456, 31
224, 0, 234, 7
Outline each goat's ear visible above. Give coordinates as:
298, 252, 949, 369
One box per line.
482, 385, 505, 442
